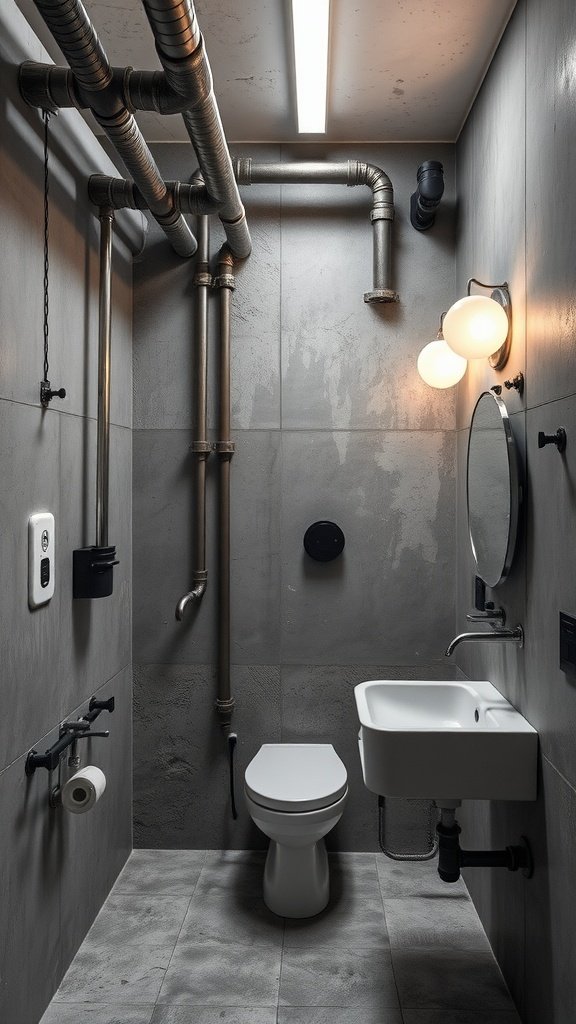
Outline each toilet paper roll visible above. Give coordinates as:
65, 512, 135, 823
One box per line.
61, 765, 106, 814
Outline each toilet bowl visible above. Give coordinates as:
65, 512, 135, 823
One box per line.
245, 743, 348, 918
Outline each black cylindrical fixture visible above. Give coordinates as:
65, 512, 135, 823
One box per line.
410, 160, 444, 231
437, 818, 462, 882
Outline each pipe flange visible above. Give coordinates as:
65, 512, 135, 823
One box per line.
194, 272, 212, 288
190, 440, 212, 455
213, 440, 236, 454
213, 273, 235, 291
364, 288, 399, 304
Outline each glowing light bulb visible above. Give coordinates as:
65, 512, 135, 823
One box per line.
443, 295, 509, 359
417, 339, 467, 389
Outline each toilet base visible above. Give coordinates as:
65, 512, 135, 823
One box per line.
264, 838, 329, 918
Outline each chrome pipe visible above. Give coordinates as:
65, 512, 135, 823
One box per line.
214, 248, 236, 733
96, 209, 113, 548
27, 0, 197, 257
141, 0, 251, 260
176, 215, 211, 621
233, 158, 397, 302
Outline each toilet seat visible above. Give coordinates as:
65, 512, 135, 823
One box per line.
245, 743, 347, 813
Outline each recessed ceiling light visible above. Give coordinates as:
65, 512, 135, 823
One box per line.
291, 0, 330, 134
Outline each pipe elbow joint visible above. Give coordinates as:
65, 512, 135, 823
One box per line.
410, 160, 444, 231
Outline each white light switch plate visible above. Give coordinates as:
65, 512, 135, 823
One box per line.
29, 512, 55, 608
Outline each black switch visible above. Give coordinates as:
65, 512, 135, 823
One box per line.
40, 557, 50, 589
559, 612, 576, 673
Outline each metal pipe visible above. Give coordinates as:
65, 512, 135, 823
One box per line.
96, 208, 113, 548
410, 160, 445, 231
141, 0, 252, 260
88, 174, 220, 217
214, 248, 236, 733
176, 215, 211, 620
233, 158, 397, 302
25, 0, 197, 257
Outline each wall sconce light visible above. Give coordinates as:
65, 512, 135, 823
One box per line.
417, 312, 468, 389
443, 278, 512, 370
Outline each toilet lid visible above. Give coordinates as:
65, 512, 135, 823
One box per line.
245, 744, 348, 813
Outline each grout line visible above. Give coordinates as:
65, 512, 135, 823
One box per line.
150, 848, 209, 1011
0, 393, 131, 431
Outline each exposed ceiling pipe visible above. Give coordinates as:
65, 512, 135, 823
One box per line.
26, 0, 197, 257
140, 0, 252, 260
233, 159, 398, 303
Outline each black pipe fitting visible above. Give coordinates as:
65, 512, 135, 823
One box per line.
410, 160, 445, 231
437, 817, 533, 882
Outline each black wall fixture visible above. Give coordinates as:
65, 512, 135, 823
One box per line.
303, 521, 345, 562
410, 160, 445, 231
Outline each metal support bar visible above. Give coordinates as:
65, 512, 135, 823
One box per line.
25, 696, 115, 775
96, 208, 113, 549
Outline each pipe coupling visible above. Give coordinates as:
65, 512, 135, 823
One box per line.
234, 157, 252, 184
190, 440, 212, 456
193, 271, 212, 288
216, 697, 236, 716
213, 273, 235, 291
370, 207, 395, 223
213, 440, 235, 455
154, 36, 213, 106
19, 61, 75, 113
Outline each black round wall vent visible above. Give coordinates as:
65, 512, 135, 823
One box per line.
303, 521, 345, 562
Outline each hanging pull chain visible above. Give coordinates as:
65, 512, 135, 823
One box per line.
40, 109, 66, 408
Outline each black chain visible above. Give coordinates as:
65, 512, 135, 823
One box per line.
40, 110, 66, 407
42, 109, 50, 384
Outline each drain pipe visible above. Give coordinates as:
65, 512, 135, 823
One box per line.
24, 0, 196, 258
410, 160, 445, 231
176, 214, 211, 620
141, 0, 251, 260
234, 158, 398, 303
213, 247, 236, 736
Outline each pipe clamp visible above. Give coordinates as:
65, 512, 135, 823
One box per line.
213, 440, 235, 454
190, 440, 212, 455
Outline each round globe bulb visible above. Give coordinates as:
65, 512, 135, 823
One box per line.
417, 339, 467, 389
443, 295, 509, 359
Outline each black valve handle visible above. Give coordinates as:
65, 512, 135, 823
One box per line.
538, 428, 566, 453
89, 696, 115, 714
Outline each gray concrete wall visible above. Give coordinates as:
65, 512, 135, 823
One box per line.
133, 142, 458, 852
0, 8, 133, 1022
455, 1, 576, 1021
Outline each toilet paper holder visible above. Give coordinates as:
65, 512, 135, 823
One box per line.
25, 695, 115, 777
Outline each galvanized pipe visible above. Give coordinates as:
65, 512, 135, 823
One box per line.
96, 209, 113, 548
25, 0, 197, 257
233, 158, 398, 303
88, 174, 220, 217
214, 248, 236, 733
176, 215, 211, 621
141, 0, 252, 260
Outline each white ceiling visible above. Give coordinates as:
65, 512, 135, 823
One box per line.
17, 0, 517, 143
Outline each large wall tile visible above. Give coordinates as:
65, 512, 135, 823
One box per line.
525, 0, 576, 409
0, 400, 62, 771
524, 396, 576, 788
133, 429, 280, 665
455, 2, 526, 429
281, 430, 456, 665
280, 144, 456, 432
133, 663, 280, 849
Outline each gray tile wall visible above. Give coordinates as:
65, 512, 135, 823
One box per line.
0, 38, 133, 1024
455, 1, 576, 1020
133, 142, 458, 851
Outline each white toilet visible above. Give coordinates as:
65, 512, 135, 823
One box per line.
245, 743, 348, 918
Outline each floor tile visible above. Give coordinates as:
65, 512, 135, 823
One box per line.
402, 1013, 521, 1024
393, 949, 515, 1010
53, 944, 173, 1003
328, 853, 380, 900
376, 855, 468, 898
279, 948, 400, 1008
40, 1006, 155, 1024
157, 941, 281, 1006
113, 850, 206, 895
384, 897, 491, 951
194, 850, 267, 898
283, 896, 388, 950
179, 890, 284, 947
151, 1010, 277, 1024
278, 1010, 403, 1024
86, 894, 191, 949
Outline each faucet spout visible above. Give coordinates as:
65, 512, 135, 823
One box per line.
445, 625, 524, 657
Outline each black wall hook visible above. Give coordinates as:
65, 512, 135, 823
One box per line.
538, 428, 567, 453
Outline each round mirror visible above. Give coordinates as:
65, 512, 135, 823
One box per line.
467, 391, 521, 587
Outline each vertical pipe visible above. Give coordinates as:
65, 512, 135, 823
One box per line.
176, 215, 210, 620
96, 208, 113, 548
214, 249, 235, 732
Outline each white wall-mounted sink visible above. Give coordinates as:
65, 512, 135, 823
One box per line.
354, 680, 538, 802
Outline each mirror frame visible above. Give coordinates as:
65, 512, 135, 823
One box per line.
466, 390, 521, 588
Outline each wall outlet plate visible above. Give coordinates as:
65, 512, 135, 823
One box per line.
28, 512, 55, 608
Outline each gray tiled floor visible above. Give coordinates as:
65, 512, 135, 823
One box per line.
40, 850, 520, 1024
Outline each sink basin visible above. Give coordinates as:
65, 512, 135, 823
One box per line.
354, 680, 538, 802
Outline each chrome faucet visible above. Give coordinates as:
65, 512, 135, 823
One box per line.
445, 625, 524, 657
